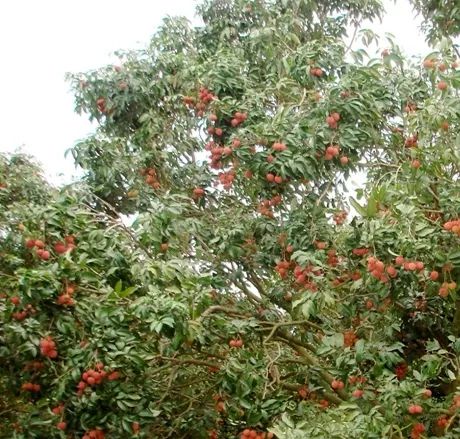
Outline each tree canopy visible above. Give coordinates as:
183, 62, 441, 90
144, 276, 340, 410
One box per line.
1, 1, 460, 438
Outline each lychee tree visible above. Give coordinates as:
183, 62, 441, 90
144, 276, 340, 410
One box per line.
410, 0, 460, 44
1, 0, 460, 438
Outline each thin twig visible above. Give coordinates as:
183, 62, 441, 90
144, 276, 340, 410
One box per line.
316, 181, 332, 206
87, 193, 155, 259
157, 356, 220, 369
345, 24, 359, 55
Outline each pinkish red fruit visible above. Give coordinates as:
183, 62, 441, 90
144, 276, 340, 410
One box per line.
408, 404, 423, 415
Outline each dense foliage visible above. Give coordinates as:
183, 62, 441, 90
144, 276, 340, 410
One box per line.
1, 0, 460, 438
410, 0, 460, 43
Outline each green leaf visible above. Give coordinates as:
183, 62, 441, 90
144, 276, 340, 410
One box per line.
118, 286, 138, 298
114, 280, 122, 293
350, 197, 367, 217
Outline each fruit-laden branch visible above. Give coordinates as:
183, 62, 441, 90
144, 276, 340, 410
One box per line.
280, 381, 342, 406
275, 329, 348, 401
198, 305, 251, 319
258, 320, 323, 344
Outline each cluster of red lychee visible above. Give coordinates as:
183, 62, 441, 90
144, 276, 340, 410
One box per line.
240, 429, 274, 439
242, 238, 257, 255
40, 336, 58, 359
195, 87, 216, 117
96, 97, 107, 114
57, 283, 77, 306
331, 379, 344, 391
437, 80, 448, 90
192, 187, 205, 200
76, 363, 119, 396
439, 281, 457, 298
51, 403, 65, 415
451, 394, 460, 410
183, 87, 215, 117
439, 120, 449, 131
333, 210, 347, 225
332, 272, 361, 287
232, 138, 242, 148
343, 329, 358, 348
444, 219, 460, 236
293, 264, 318, 292
269, 194, 283, 207
229, 338, 244, 348
348, 375, 367, 387
310, 66, 324, 77
367, 257, 397, 283
56, 421, 67, 431
422, 58, 458, 71
132, 422, 140, 434
218, 169, 236, 189
230, 111, 248, 127
436, 415, 449, 430
21, 382, 41, 392
212, 394, 226, 413
206, 142, 225, 170
410, 423, 425, 439
257, 202, 274, 218
404, 134, 418, 148
326, 249, 339, 267
352, 247, 369, 257
272, 142, 287, 152
297, 385, 310, 399
408, 404, 423, 415
394, 256, 424, 272
183, 96, 195, 106
198, 87, 215, 104
364, 299, 375, 309
26, 238, 50, 261
82, 429, 105, 439
314, 240, 327, 250
54, 235, 76, 254
265, 173, 284, 184
10, 297, 36, 321
402, 101, 416, 113
275, 259, 291, 279
395, 362, 408, 380
324, 144, 340, 160
140, 167, 160, 190
325, 112, 340, 129
207, 126, 223, 137
206, 143, 238, 176
349, 271, 362, 281
51, 404, 66, 430
25, 360, 44, 371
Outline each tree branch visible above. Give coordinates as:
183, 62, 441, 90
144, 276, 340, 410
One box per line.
275, 329, 348, 401
157, 356, 220, 369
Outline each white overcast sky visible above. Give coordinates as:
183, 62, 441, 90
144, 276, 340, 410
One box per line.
0, 0, 428, 184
